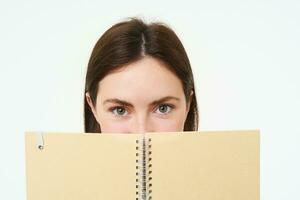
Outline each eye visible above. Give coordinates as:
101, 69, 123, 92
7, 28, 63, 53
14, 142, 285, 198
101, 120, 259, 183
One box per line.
155, 104, 174, 114
110, 106, 128, 116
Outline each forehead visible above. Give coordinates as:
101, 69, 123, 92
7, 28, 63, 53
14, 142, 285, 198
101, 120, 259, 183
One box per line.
97, 56, 184, 102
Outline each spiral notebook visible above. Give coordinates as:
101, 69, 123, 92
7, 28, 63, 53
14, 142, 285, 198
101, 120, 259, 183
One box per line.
25, 130, 260, 200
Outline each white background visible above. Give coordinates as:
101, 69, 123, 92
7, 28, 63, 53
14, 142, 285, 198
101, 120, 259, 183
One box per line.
0, 0, 299, 199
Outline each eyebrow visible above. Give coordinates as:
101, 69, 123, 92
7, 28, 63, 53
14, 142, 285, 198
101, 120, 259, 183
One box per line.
103, 96, 180, 107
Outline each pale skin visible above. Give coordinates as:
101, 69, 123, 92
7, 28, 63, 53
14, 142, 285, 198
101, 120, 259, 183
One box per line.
86, 56, 193, 133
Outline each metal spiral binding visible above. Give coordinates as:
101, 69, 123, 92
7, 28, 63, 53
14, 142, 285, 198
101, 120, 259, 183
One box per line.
147, 137, 153, 200
36, 132, 44, 150
135, 136, 153, 200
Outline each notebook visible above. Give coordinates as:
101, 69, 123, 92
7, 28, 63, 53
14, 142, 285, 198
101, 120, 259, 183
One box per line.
25, 130, 260, 200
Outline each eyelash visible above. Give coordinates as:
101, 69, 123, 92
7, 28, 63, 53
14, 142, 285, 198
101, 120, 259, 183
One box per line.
109, 104, 175, 117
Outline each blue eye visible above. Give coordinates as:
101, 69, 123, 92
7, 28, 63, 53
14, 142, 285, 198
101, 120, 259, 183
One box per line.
110, 104, 174, 117
111, 107, 128, 116
155, 104, 173, 114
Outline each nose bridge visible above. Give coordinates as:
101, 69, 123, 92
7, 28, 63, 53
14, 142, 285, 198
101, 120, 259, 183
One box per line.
133, 113, 151, 133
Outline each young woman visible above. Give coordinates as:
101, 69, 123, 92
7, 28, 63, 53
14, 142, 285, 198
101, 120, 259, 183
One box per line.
84, 18, 199, 133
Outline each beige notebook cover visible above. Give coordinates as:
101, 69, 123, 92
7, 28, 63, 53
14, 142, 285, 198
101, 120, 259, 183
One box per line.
25, 130, 260, 200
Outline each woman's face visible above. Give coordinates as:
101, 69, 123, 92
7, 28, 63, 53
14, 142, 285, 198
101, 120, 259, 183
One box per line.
86, 56, 192, 133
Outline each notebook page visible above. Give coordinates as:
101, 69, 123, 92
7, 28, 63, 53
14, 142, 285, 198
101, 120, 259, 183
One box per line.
25, 132, 139, 200
148, 130, 260, 200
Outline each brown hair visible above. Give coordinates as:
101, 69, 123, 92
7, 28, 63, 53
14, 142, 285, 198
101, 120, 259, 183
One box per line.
84, 17, 199, 133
